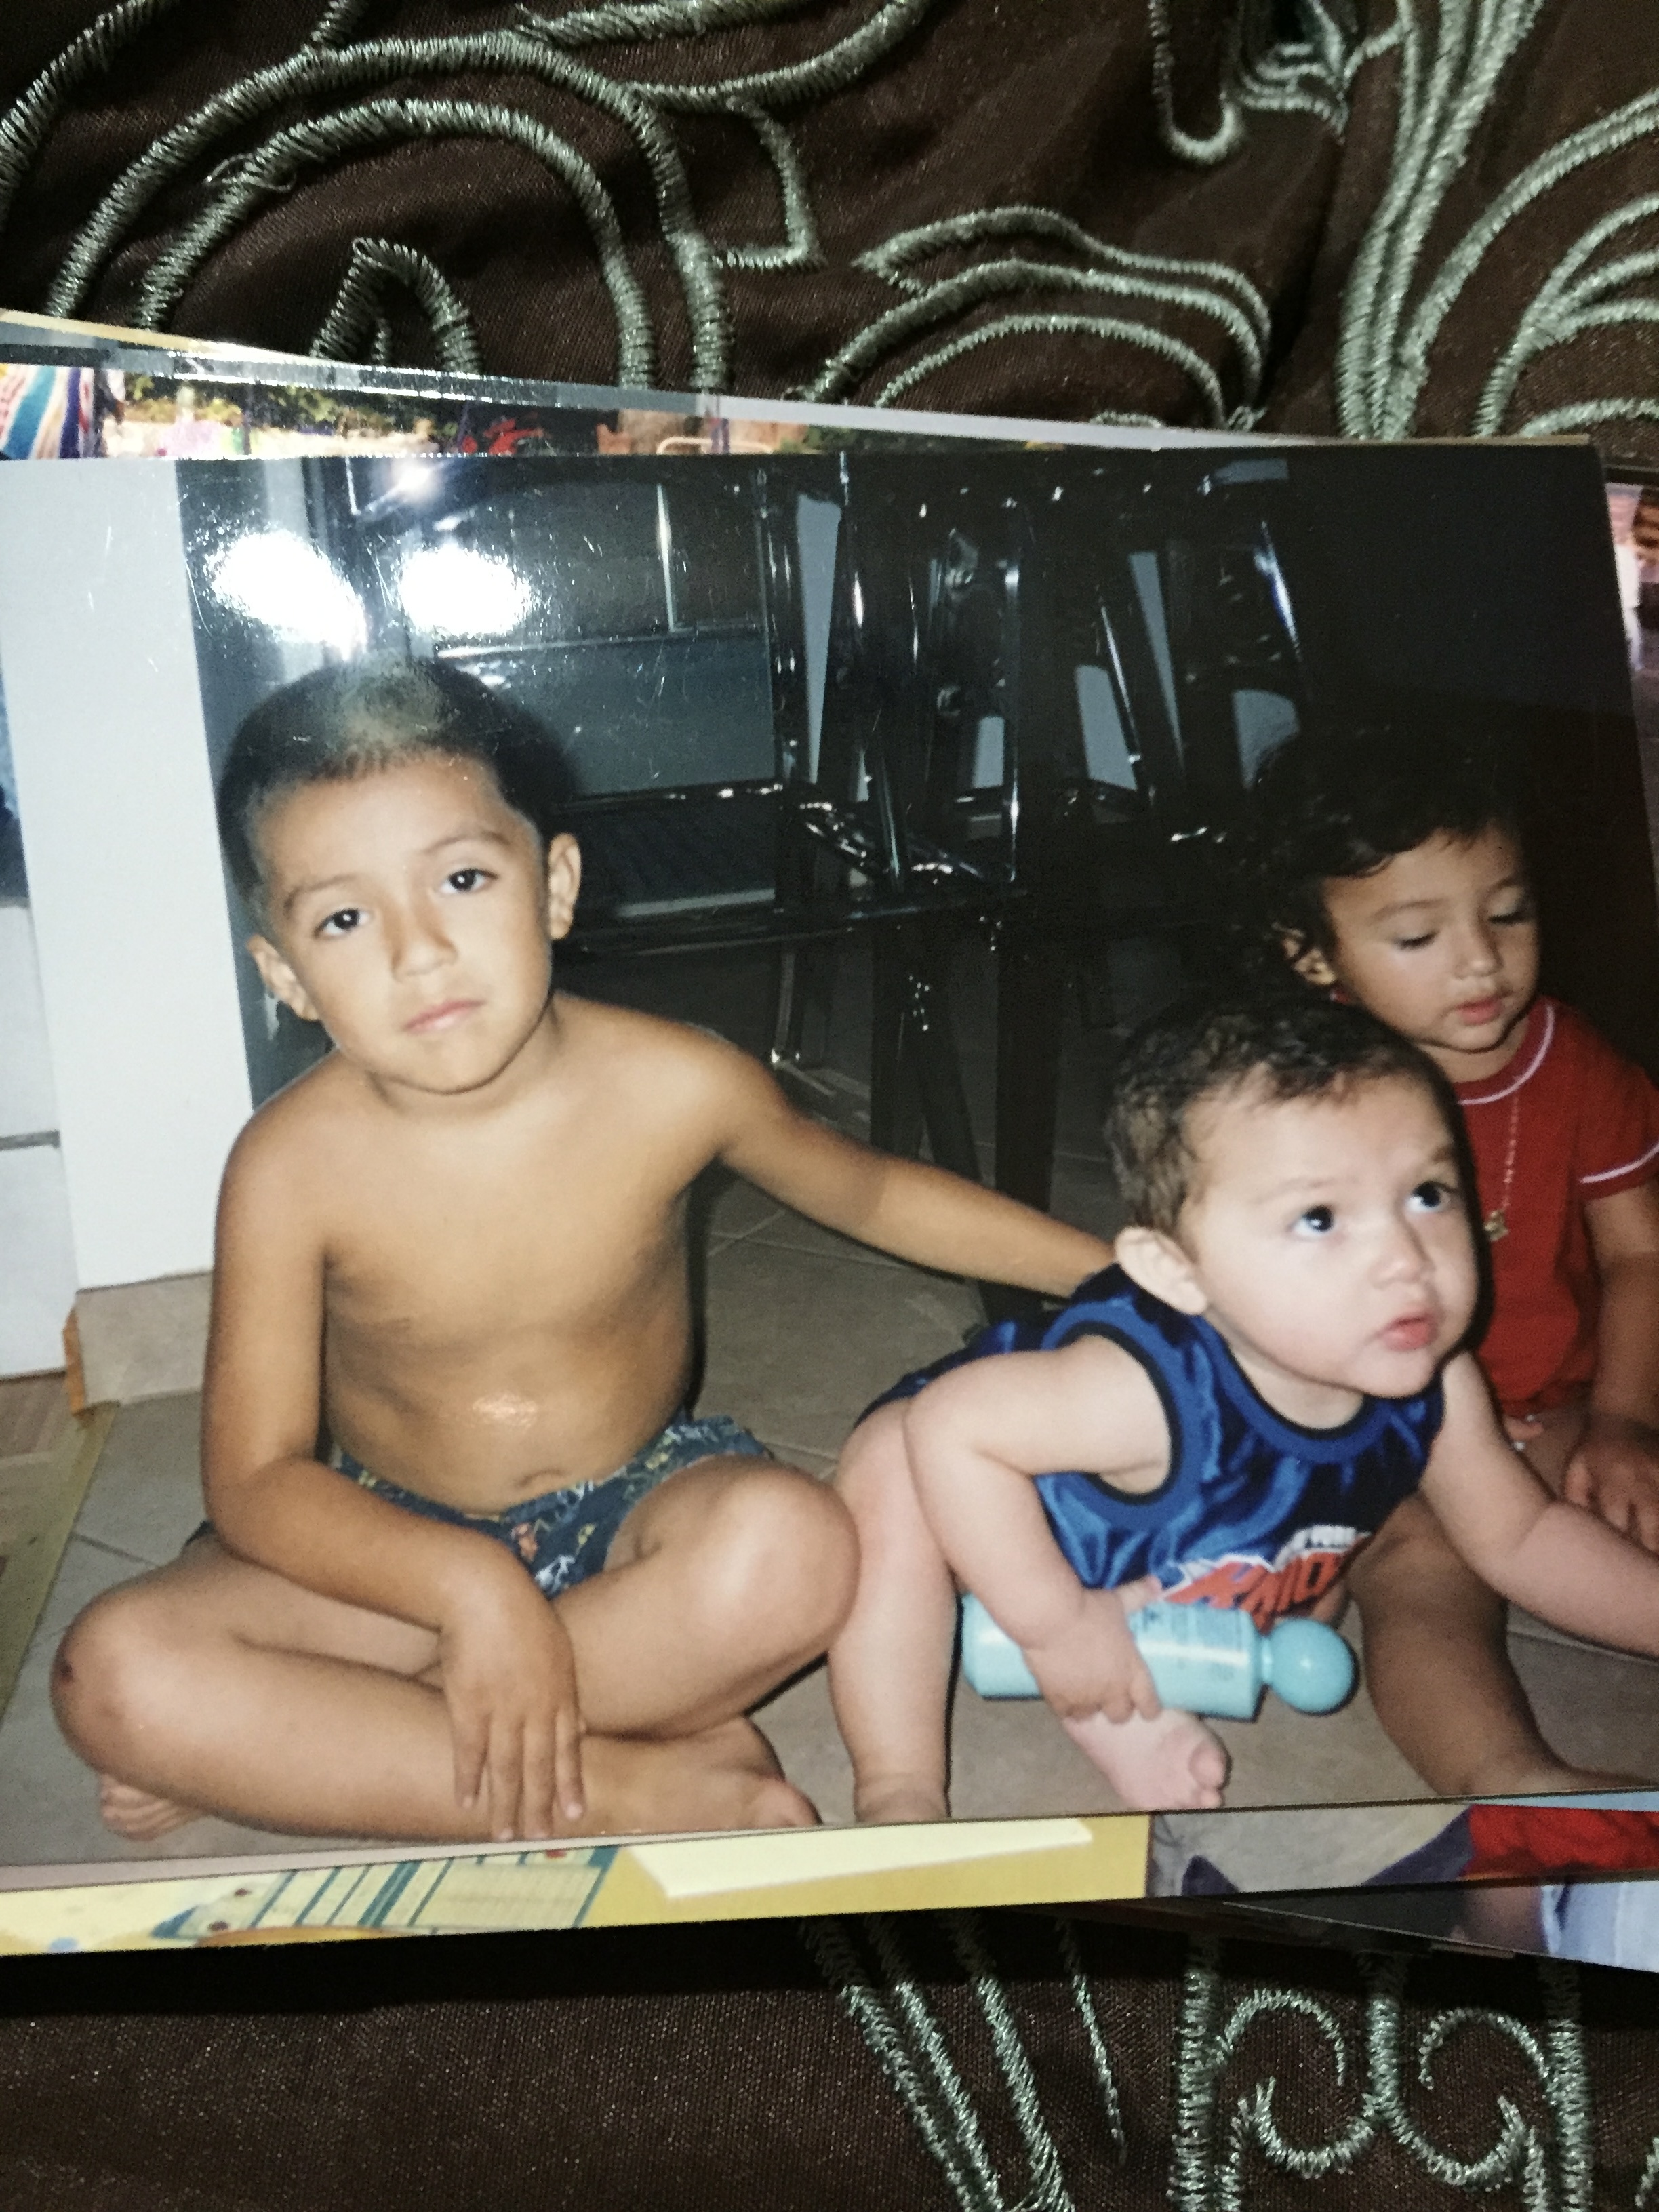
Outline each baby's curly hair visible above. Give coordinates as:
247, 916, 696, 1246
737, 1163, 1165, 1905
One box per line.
1105, 989, 1458, 1236
1223, 715, 1523, 982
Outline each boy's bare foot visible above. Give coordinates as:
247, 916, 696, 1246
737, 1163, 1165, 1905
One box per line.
98, 1777, 209, 1842
1062, 1706, 1230, 1811
553, 1716, 818, 1838
853, 1776, 950, 1826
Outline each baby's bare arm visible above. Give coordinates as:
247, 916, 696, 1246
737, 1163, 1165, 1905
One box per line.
205, 1110, 583, 1835
903, 1342, 1167, 1721
1421, 1353, 1659, 1658
709, 1043, 1111, 1293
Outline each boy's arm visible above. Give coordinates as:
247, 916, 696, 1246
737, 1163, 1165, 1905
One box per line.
711, 1047, 1111, 1294
1570, 1180, 1659, 1550
902, 1340, 1167, 1723
203, 1119, 584, 1840
1421, 1353, 1659, 1657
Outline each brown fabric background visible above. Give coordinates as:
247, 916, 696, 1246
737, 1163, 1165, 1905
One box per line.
1, 1912, 1659, 2210
2, 1, 1657, 456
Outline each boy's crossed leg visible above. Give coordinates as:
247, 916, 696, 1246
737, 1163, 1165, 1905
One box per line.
55, 1456, 855, 1845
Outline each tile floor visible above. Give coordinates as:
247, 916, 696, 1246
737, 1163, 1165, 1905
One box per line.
4, 936, 1659, 1871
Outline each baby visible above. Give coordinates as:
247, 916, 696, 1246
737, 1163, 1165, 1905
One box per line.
828, 991, 1659, 1819
51, 656, 1110, 1847
1231, 723, 1659, 1796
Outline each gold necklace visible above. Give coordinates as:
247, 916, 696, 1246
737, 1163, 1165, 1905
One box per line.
1483, 1089, 1521, 1242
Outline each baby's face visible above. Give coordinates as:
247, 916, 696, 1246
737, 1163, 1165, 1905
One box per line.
247, 754, 577, 1100
1177, 1076, 1478, 1422
1300, 825, 1539, 1080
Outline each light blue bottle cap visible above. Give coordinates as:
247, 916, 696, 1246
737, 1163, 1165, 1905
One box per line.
1261, 1617, 1355, 1714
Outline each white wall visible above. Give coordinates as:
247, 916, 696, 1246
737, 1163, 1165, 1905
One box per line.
0, 902, 57, 1139
0, 900, 77, 1373
0, 462, 252, 1291
0, 1146, 77, 1373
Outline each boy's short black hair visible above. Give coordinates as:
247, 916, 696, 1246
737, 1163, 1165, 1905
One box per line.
216, 657, 575, 917
1105, 990, 1458, 1235
1224, 715, 1523, 975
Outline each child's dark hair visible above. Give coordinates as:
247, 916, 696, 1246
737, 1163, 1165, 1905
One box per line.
216, 657, 575, 914
1224, 717, 1523, 978
1105, 990, 1458, 1235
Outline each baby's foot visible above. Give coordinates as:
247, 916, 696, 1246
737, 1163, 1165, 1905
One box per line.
1062, 1706, 1229, 1811
98, 1776, 207, 1841
854, 1775, 950, 1826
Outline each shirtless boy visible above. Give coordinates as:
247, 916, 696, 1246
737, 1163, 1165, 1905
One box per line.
52, 658, 1110, 1847
829, 994, 1659, 1820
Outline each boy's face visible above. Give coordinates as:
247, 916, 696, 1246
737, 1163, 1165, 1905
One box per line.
1294, 826, 1539, 1080
1122, 1076, 1478, 1424
245, 755, 579, 1100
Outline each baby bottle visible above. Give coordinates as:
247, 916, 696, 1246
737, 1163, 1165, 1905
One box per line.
959, 1593, 1355, 1720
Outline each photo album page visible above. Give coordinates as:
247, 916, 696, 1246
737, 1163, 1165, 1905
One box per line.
1, 432, 1655, 1912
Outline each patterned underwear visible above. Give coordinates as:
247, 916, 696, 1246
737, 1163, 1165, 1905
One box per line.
335, 1411, 771, 1598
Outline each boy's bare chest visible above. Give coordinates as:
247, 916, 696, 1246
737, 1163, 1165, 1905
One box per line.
320, 1121, 688, 1350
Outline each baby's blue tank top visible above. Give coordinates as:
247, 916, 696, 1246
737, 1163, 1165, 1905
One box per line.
880, 1266, 1444, 1626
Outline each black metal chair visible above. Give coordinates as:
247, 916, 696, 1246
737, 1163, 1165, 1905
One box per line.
767, 466, 1031, 1198
956, 454, 1321, 1215
330, 452, 1028, 1262
321, 449, 1322, 1266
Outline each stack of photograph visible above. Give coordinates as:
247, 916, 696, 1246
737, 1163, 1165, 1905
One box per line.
3, 320, 1659, 1971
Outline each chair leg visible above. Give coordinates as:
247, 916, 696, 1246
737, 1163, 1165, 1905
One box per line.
909, 942, 982, 1188
872, 923, 982, 1181
769, 936, 841, 1073
869, 929, 925, 1161
995, 925, 1064, 1215
915, 954, 1056, 1329
770, 946, 804, 1069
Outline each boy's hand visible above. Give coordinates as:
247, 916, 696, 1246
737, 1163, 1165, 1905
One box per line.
1019, 1575, 1163, 1726
1564, 1414, 1659, 1554
439, 1572, 586, 1840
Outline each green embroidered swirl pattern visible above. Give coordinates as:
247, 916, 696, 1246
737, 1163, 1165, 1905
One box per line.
812, 1917, 1606, 2210
0, 2, 1654, 455
803, 1912, 1121, 2210
803, 207, 1275, 424
0, 0, 937, 386
1327, 0, 1659, 440
311, 235, 482, 371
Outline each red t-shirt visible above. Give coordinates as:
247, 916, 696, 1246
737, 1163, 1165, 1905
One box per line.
1457, 998, 1659, 1415
1464, 1803, 1659, 1881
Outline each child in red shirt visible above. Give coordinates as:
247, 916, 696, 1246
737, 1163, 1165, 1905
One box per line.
1230, 722, 1659, 1795
1458, 997, 1659, 1453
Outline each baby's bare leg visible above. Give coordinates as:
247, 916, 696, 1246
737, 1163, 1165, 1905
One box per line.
1060, 1706, 1229, 1811
825, 1402, 959, 1824
56, 1458, 853, 1844
1348, 1491, 1625, 1797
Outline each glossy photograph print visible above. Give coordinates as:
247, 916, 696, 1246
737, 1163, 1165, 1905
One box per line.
1, 437, 1656, 1889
